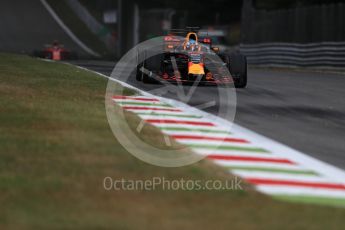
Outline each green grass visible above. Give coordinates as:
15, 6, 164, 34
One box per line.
1, 53, 345, 229
46, 0, 112, 58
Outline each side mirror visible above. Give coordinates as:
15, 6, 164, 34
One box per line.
212, 47, 219, 52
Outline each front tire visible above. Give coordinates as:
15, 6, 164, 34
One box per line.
137, 52, 163, 84
136, 64, 143, 81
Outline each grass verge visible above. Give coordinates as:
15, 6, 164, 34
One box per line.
1, 53, 345, 229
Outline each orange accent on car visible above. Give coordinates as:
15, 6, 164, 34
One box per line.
188, 63, 205, 75
206, 72, 213, 80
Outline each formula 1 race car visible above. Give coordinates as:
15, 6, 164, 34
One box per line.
33, 41, 77, 61
136, 28, 247, 88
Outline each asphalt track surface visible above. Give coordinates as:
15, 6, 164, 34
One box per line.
69, 60, 345, 170
0, 0, 87, 56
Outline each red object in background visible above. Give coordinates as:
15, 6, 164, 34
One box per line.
52, 50, 61, 60
203, 38, 211, 43
47, 46, 63, 60
33, 40, 76, 60
44, 43, 67, 60
44, 41, 66, 60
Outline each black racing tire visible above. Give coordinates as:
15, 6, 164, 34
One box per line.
229, 53, 247, 88
136, 64, 143, 81
136, 50, 144, 81
138, 52, 163, 84
142, 71, 152, 84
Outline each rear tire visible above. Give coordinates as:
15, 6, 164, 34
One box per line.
229, 53, 247, 88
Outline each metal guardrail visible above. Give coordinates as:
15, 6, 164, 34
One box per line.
240, 42, 345, 69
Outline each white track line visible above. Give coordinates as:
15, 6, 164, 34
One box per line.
256, 186, 345, 199
148, 123, 215, 129
137, 114, 209, 122
122, 105, 175, 110
124, 109, 184, 115
195, 151, 273, 159
233, 171, 329, 183
161, 131, 233, 138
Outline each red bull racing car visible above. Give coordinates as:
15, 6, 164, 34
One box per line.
33, 41, 77, 61
136, 28, 247, 88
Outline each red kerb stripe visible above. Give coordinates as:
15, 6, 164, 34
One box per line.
113, 95, 160, 102
208, 155, 295, 164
